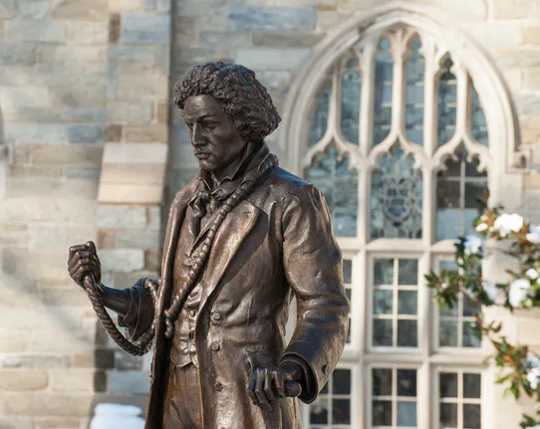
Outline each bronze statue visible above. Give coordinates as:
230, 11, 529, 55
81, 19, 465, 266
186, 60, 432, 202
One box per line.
68, 62, 349, 429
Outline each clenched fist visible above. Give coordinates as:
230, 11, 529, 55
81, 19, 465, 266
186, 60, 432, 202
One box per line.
68, 241, 101, 287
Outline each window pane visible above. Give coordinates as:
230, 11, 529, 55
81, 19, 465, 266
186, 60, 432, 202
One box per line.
373, 37, 393, 146
470, 83, 488, 146
309, 397, 328, 424
332, 399, 351, 424
373, 319, 393, 346
397, 369, 417, 396
463, 373, 481, 398
436, 148, 488, 241
463, 321, 481, 348
398, 291, 417, 315
405, 36, 425, 145
370, 145, 423, 239
439, 320, 458, 347
440, 373, 458, 398
437, 58, 457, 146
398, 259, 418, 284
398, 320, 418, 347
341, 56, 361, 144
343, 259, 352, 284
374, 289, 393, 315
333, 369, 351, 394
304, 146, 358, 237
374, 258, 394, 285
373, 368, 392, 396
440, 403, 458, 428
463, 403, 481, 429
397, 401, 417, 427
308, 78, 331, 147
373, 401, 392, 426
463, 295, 481, 317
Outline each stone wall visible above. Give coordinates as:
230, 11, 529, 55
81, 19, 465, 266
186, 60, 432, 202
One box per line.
1, 0, 540, 428
0, 0, 169, 427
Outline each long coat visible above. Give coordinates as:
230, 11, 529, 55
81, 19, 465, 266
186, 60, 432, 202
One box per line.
139, 166, 349, 429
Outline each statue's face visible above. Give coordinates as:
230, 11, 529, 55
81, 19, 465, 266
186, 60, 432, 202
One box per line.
182, 95, 247, 178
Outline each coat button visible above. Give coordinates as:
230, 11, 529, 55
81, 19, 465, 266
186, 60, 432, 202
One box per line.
210, 341, 220, 352
189, 309, 197, 318
211, 311, 222, 322
215, 382, 223, 392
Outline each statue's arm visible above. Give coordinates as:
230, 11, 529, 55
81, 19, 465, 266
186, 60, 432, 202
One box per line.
279, 186, 350, 403
68, 242, 155, 340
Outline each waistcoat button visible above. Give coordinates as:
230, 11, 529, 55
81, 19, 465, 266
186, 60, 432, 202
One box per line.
211, 311, 222, 322
215, 382, 223, 392
210, 341, 220, 351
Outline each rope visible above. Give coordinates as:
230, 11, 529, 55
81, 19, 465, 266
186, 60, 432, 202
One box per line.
83, 276, 158, 356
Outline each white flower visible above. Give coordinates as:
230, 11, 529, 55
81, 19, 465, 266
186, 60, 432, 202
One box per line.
526, 354, 540, 390
493, 213, 524, 237
527, 225, 540, 244
464, 235, 483, 255
475, 223, 488, 232
508, 278, 531, 307
527, 268, 539, 280
482, 280, 499, 303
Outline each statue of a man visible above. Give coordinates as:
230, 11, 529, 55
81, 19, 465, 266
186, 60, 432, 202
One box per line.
68, 62, 349, 429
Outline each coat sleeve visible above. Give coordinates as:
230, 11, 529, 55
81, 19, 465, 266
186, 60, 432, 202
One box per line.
279, 185, 350, 403
117, 277, 156, 341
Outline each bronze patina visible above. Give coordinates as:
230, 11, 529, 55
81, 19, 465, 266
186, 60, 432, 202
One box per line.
68, 62, 350, 429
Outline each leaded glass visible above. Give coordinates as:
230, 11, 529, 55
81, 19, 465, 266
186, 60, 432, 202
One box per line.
373, 37, 393, 146
437, 58, 457, 146
305, 146, 358, 237
436, 148, 488, 240
370, 144, 423, 239
308, 368, 352, 428
309, 78, 331, 147
471, 83, 488, 146
341, 56, 361, 144
405, 36, 425, 145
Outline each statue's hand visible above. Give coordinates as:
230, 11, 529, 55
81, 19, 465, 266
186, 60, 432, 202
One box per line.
247, 361, 303, 410
68, 241, 101, 288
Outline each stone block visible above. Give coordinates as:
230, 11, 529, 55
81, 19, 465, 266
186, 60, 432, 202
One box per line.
67, 125, 105, 144
100, 163, 166, 185
66, 20, 109, 45
106, 102, 153, 124
116, 228, 160, 249
29, 225, 96, 252
120, 13, 171, 45
5, 123, 68, 145
252, 31, 324, 48
109, 0, 150, 12
39, 289, 92, 306
0, 197, 97, 225
71, 349, 115, 369
515, 93, 540, 115
49, 369, 95, 392
0, 417, 32, 429
107, 370, 149, 394
0, 223, 29, 247
147, 206, 161, 230
123, 125, 168, 143
492, 0, 531, 19
96, 205, 146, 228
18, 1, 49, 19
524, 67, 540, 91
101, 142, 167, 164
0, 44, 36, 66
36, 45, 107, 67
97, 229, 117, 248
99, 249, 145, 272
145, 249, 160, 271
0, 86, 51, 114
29, 144, 102, 166
115, 70, 168, 100
98, 183, 164, 204
63, 108, 107, 123
0, 354, 69, 369
228, 6, 317, 32
177, 0, 229, 17
5, 19, 67, 43
33, 417, 85, 429
235, 47, 311, 71
63, 166, 101, 179
0, 369, 48, 391
0, 329, 31, 353
0, 0, 17, 19
523, 25, 540, 44
199, 31, 252, 49
466, 23, 521, 50
51, 0, 108, 21
0, 392, 94, 416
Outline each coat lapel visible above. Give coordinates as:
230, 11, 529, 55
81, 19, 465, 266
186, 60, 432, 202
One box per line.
199, 199, 260, 310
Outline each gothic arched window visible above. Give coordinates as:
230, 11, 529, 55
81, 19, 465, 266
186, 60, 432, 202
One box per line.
281, 10, 518, 428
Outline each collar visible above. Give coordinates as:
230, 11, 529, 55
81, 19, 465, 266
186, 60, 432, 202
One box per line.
189, 142, 272, 206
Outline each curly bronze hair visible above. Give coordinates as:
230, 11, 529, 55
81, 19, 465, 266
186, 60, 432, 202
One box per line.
173, 62, 281, 144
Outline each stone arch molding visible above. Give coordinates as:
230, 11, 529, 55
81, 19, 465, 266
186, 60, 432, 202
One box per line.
280, 2, 524, 182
